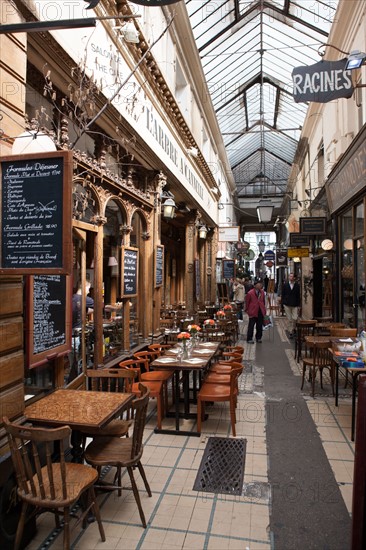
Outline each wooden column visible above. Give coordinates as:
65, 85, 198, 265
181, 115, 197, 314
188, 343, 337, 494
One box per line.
185, 215, 198, 312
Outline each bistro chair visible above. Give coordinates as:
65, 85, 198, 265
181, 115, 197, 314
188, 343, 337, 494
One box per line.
118, 358, 165, 430
205, 361, 244, 389
84, 385, 151, 528
197, 365, 243, 437
301, 340, 334, 397
148, 343, 174, 354
80, 368, 137, 444
3, 417, 105, 550
294, 320, 317, 363
133, 350, 173, 408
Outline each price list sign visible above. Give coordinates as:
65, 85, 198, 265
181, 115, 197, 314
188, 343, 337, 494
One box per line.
122, 246, 138, 297
27, 274, 71, 368
0, 151, 72, 274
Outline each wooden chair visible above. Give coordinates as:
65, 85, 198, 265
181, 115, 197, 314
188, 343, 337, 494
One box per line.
80, 368, 137, 444
84, 385, 152, 528
148, 343, 173, 354
301, 340, 334, 397
118, 358, 165, 430
133, 351, 173, 409
205, 361, 244, 388
294, 320, 317, 363
197, 365, 243, 436
3, 417, 105, 550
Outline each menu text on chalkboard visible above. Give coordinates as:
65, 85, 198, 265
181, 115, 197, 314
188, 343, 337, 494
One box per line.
122, 246, 138, 297
27, 274, 72, 368
222, 259, 235, 279
0, 151, 72, 274
155, 245, 164, 287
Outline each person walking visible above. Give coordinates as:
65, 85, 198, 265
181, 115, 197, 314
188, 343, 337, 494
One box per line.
233, 278, 245, 320
245, 279, 266, 343
281, 272, 301, 338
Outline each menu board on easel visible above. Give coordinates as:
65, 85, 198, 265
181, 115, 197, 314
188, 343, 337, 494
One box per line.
122, 246, 138, 297
155, 245, 164, 287
27, 274, 72, 368
0, 151, 72, 274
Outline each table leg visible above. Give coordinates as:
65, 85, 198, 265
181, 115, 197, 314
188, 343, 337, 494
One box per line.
71, 430, 84, 463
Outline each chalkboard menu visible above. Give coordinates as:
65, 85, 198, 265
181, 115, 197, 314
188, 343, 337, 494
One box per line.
122, 246, 138, 297
155, 245, 164, 287
222, 259, 235, 279
27, 274, 71, 368
0, 151, 72, 274
195, 259, 201, 300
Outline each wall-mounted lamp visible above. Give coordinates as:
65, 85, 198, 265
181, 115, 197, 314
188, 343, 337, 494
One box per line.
345, 50, 366, 70
257, 199, 274, 224
119, 21, 140, 44
162, 197, 176, 219
108, 256, 118, 266
321, 239, 334, 251
198, 225, 208, 239
187, 147, 198, 158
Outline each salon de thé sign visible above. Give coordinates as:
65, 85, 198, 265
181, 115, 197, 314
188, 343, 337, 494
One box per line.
292, 59, 353, 103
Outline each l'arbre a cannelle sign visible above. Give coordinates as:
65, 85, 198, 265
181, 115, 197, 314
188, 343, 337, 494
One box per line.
292, 59, 354, 104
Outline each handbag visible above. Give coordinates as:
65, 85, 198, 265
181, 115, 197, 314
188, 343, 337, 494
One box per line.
263, 314, 273, 329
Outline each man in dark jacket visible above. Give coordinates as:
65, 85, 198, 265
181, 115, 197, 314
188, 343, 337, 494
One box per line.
281, 273, 301, 338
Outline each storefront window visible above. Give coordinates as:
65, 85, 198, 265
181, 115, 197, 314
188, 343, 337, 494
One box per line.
355, 203, 365, 329
340, 209, 354, 326
103, 200, 124, 360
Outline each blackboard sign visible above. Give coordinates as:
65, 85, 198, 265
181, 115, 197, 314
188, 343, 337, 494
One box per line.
299, 217, 326, 235
122, 246, 138, 297
155, 245, 164, 287
289, 233, 311, 246
27, 274, 72, 368
222, 259, 235, 279
0, 151, 72, 274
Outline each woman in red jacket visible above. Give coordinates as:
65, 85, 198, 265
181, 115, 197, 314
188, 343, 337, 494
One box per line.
245, 279, 267, 343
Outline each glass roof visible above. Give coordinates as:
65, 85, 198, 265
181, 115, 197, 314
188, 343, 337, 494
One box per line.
185, 0, 339, 216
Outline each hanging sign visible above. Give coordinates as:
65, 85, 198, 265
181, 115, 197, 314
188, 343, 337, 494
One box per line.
299, 217, 326, 235
264, 250, 275, 262
276, 250, 288, 266
288, 248, 309, 258
289, 233, 311, 246
292, 59, 353, 103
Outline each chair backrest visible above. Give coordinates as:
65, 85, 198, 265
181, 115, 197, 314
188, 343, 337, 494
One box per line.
307, 340, 331, 365
86, 368, 136, 392
133, 351, 159, 368
119, 358, 148, 381
297, 320, 317, 339
3, 417, 71, 504
330, 327, 358, 337
148, 344, 172, 354
230, 365, 244, 392
130, 384, 150, 460
328, 323, 346, 329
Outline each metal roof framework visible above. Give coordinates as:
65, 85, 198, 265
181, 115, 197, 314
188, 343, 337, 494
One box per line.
185, 0, 339, 227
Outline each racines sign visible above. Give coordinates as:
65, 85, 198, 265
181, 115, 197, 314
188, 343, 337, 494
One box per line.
292, 59, 354, 103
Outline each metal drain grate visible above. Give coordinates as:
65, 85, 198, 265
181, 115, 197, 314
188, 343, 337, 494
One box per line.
193, 437, 246, 495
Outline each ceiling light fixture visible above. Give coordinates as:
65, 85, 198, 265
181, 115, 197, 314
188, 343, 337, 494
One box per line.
257, 199, 274, 224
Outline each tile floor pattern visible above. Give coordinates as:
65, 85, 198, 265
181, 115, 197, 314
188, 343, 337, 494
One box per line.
27, 317, 355, 550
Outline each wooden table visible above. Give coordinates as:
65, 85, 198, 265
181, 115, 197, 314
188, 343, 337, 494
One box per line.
25, 389, 134, 460
151, 343, 219, 436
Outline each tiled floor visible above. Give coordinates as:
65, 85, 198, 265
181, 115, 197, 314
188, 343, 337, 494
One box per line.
26, 317, 355, 549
